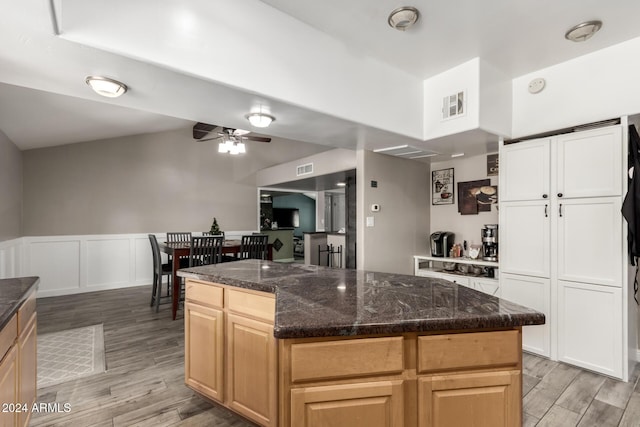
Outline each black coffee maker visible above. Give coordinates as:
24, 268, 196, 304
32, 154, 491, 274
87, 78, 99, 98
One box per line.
482, 224, 498, 261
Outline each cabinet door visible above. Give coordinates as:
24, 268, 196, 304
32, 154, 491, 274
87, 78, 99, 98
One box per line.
556, 125, 622, 198
500, 201, 550, 278
472, 278, 500, 296
184, 302, 224, 402
291, 380, 404, 427
557, 280, 623, 379
418, 370, 520, 427
226, 313, 277, 427
557, 197, 622, 287
0, 345, 17, 427
500, 273, 551, 357
500, 138, 550, 202
18, 313, 36, 427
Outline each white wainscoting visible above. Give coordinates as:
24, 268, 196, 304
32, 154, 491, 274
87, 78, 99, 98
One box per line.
0, 238, 22, 279
22, 234, 156, 297
17, 231, 255, 298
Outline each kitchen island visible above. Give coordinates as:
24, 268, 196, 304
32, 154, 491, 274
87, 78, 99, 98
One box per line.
178, 260, 544, 427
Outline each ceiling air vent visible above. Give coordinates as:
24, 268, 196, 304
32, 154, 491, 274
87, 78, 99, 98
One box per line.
296, 162, 313, 176
373, 145, 439, 160
442, 90, 465, 120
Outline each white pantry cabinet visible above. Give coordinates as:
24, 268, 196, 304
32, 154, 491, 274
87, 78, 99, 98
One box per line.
499, 123, 630, 380
500, 273, 551, 357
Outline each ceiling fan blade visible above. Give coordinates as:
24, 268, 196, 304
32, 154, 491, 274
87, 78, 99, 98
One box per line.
244, 136, 271, 143
197, 135, 223, 142
193, 122, 219, 140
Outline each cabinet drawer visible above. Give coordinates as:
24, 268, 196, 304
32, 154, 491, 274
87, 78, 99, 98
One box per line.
0, 315, 17, 362
18, 291, 36, 335
185, 280, 223, 308
290, 337, 404, 383
418, 330, 520, 373
438, 273, 471, 287
227, 289, 275, 323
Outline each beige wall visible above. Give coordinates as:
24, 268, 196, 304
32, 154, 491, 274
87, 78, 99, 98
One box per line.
357, 150, 430, 275
429, 153, 499, 249
22, 127, 328, 236
0, 130, 22, 241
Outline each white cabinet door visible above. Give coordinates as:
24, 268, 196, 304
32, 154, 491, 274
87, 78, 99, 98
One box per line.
557, 280, 622, 378
472, 278, 500, 296
500, 273, 551, 357
500, 201, 551, 278
556, 125, 622, 198
556, 197, 623, 287
500, 138, 551, 202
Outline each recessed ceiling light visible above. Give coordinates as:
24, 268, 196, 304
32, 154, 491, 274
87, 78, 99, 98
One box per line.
85, 76, 128, 98
565, 20, 602, 42
387, 6, 420, 31
336, 182, 347, 187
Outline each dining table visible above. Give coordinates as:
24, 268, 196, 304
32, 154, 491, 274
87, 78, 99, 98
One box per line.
158, 239, 272, 320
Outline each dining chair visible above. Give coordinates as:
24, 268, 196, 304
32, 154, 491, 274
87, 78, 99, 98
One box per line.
189, 235, 224, 267
148, 234, 173, 312
167, 232, 192, 268
239, 234, 269, 260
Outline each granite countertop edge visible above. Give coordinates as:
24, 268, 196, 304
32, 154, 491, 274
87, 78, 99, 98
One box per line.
0, 276, 40, 330
178, 262, 545, 340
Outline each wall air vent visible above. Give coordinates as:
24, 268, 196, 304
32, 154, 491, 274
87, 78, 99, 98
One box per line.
296, 162, 313, 176
442, 90, 465, 120
373, 145, 439, 160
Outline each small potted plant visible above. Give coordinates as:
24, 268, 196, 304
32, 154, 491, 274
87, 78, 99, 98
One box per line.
210, 217, 222, 235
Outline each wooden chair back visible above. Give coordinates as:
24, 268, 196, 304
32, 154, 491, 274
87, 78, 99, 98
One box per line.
239, 235, 269, 260
167, 232, 192, 243
189, 236, 224, 267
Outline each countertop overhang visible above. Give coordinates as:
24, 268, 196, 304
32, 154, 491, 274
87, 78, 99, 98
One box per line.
0, 276, 40, 329
178, 260, 545, 339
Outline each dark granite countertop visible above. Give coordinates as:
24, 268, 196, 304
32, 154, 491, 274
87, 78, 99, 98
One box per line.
0, 277, 39, 330
178, 260, 545, 339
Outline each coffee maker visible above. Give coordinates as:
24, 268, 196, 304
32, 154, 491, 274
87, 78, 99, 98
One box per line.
482, 224, 498, 261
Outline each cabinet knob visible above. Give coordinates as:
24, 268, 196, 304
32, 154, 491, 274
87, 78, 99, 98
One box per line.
542, 194, 548, 199
557, 193, 563, 198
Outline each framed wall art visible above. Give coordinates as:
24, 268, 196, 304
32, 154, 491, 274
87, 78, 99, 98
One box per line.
432, 168, 454, 205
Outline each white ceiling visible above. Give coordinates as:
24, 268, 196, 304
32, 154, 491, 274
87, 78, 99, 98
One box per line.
1, 0, 639, 157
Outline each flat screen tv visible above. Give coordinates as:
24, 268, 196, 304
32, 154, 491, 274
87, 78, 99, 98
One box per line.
272, 208, 299, 228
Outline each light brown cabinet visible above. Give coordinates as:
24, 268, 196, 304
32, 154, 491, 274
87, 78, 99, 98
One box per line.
418, 370, 520, 427
0, 344, 18, 427
184, 301, 224, 402
18, 311, 37, 427
0, 290, 37, 427
184, 280, 277, 427
291, 380, 404, 427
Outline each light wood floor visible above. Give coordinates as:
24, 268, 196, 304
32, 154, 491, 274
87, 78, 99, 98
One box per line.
30, 285, 639, 427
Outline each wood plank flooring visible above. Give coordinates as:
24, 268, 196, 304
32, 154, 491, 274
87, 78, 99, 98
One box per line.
30, 285, 639, 426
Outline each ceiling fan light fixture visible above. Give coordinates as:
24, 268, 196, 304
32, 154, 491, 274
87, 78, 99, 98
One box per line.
246, 112, 275, 128
388, 6, 420, 31
85, 76, 128, 98
565, 20, 602, 42
218, 139, 246, 155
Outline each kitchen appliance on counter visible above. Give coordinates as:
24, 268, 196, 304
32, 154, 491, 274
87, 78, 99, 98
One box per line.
482, 224, 498, 261
430, 231, 455, 257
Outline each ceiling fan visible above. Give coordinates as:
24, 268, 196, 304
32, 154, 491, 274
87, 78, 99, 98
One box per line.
192, 122, 272, 143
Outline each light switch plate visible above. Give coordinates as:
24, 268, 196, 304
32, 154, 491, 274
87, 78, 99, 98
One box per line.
366, 216, 375, 227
